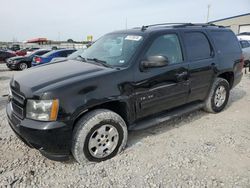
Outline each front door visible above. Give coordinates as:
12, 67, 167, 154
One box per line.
133, 33, 189, 119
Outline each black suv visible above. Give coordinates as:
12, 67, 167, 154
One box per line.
6, 23, 243, 163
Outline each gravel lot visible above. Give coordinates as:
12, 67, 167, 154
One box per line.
0, 63, 250, 187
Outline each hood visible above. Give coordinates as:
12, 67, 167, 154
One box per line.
8, 56, 25, 61
12, 60, 113, 95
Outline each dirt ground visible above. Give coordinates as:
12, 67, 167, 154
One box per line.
0, 63, 250, 187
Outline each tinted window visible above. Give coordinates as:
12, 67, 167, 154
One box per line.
36, 50, 49, 56
146, 34, 183, 64
184, 32, 211, 61
59, 51, 72, 57
240, 41, 250, 49
41, 50, 56, 58
210, 31, 241, 53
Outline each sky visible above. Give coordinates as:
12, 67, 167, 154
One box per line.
0, 0, 249, 42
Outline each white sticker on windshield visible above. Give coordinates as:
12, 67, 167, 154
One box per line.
125, 35, 142, 41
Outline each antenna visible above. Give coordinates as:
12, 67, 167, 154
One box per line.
206, 4, 211, 23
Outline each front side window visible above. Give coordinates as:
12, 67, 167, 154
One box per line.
184, 32, 212, 61
79, 34, 144, 67
146, 34, 183, 64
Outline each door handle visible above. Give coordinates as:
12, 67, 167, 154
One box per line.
176, 71, 188, 82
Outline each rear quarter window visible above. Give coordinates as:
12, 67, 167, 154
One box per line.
210, 30, 241, 53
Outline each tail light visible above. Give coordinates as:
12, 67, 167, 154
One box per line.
239, 54, 244, 71
35, 57, 41, 63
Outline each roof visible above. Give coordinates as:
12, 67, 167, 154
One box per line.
209, 13, 250, 23
111, 23, 228, 35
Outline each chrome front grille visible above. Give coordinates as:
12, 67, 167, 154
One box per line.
11, 87, 25, 119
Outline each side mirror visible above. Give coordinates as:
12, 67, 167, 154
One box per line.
142, 55, 169, 68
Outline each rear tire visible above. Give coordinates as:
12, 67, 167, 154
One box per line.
203, 78, 230, 113
72, 109, 128, 164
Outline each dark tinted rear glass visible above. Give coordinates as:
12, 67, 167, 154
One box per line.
210, 31, 241, 53
184, 32, 212, 61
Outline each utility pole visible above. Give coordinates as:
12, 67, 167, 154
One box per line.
206, 4, 211, 23
125, 17, 128, 30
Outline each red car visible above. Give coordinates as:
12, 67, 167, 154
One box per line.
15, 49, 27, 56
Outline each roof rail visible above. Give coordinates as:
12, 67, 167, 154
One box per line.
141, 23, 191, 31
140, 23, 225, 31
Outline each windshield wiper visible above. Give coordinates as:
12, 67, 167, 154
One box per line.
76, 55, 87, 62
86, 58, 113, 68
77, 56, 113, 68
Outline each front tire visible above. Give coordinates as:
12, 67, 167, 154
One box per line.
19, 62, 28, 70
203, 78, 230, 113
72, 109, 128, 164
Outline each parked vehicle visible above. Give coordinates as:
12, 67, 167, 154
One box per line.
6, 49, 50, 70
0, 50, 16, 63
50, 48, 86, 63
15, 49, 27, 56
10, 44, 21, 51
7, 23, 243, 163
32, 49, 76, 66
26, 47, 40, 55
239, 40, 250, 67
237, 32, 250, 41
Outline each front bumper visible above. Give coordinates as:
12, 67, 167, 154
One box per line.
6, 102, 72, 161
6, 63, 18, 69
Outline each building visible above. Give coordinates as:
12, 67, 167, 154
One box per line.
209, 13, 250, 34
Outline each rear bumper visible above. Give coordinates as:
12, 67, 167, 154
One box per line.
6, 102, 72, 161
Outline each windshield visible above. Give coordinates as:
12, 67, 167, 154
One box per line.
79, 34, 143, 67
68, 48, 86, 60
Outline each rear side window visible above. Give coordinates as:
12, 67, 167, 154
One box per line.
59, 50, 74, 57
184, 32, 212, 61
210, 31, 241, 53
36, 51, 49, 56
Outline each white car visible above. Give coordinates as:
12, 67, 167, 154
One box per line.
237, 32, 250, 41
239, 40, 250, 67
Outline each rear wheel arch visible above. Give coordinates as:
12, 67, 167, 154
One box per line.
217, 71, 234, 89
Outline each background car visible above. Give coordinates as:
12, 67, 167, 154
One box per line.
237, 32, 250, 41
239, 40, 250, 67
6, 49, 50, 70
15, 49, 27, 56
26, 47, 40, 55
50, 48, 86, 63
0, 50, 16, 63
32, 49, 76, 66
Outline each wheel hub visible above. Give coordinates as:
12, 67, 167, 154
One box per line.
88, 124, 119, 158
214, 86, 226, 107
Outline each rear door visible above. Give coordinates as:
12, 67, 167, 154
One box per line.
133, 32, 190, 119
182, 30, 216, 102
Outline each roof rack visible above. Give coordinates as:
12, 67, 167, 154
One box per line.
140, 23, 225, 31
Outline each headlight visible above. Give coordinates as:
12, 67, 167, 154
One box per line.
26, 99, 59, 121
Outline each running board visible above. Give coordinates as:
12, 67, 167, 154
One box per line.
129, 102, 204, 131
